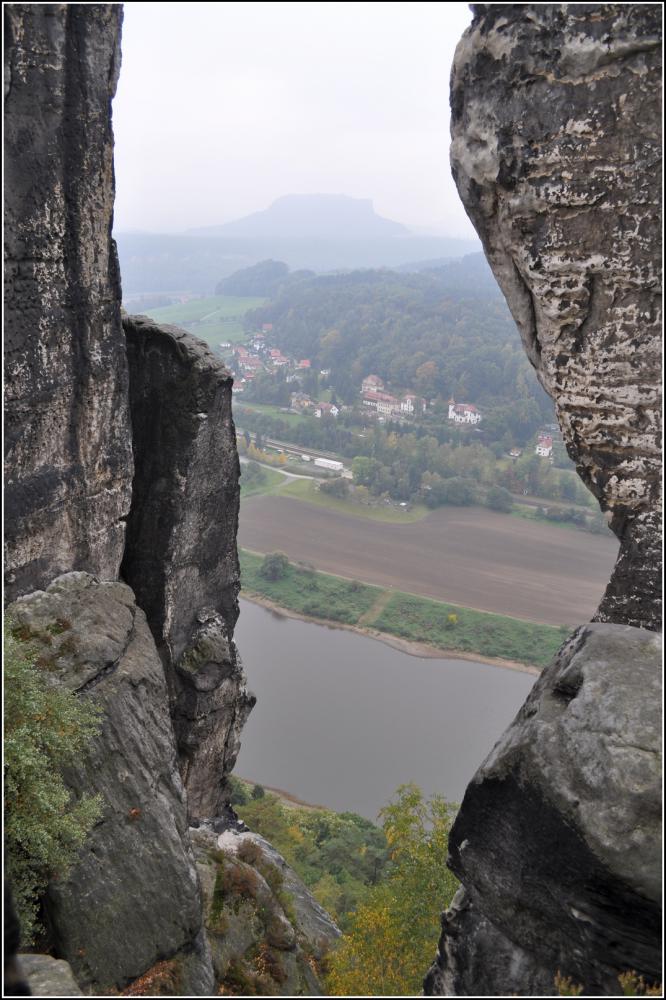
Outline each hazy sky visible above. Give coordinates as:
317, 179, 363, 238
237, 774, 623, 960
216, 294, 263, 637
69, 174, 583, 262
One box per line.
113, 2, 475, 236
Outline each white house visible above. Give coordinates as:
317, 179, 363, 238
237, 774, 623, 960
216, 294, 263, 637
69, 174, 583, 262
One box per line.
314, 402, 339, 419
448, 399, 482, 424
535, 434, 553, 457
400, 394, 426, 415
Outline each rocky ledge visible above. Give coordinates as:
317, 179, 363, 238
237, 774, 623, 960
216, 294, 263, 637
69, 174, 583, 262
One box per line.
7, 572, 214, 994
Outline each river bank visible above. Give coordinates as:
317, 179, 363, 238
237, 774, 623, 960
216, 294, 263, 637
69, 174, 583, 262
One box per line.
240, 590, 541, 676
238, 549, 566, 670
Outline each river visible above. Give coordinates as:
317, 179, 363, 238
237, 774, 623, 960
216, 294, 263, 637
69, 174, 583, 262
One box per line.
234, 598, 537, 820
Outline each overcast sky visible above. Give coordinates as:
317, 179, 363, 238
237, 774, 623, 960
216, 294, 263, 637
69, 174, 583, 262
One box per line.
113, 2, 475, 236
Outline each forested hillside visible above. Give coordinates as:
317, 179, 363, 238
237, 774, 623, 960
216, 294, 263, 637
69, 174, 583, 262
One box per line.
243, 256, 554, 441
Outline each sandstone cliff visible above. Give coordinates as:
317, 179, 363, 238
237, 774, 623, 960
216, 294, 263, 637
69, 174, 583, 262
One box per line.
449, 2, 662, 632
4, 4, 133, 602
425, 5, 663, 995
121, 315, 255, 819
3, 7, 260, 994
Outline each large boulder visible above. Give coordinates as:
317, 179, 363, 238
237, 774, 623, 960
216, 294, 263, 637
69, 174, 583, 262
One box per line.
4, 5, 133, 601
7, 573, 215, 994
425, 624, 662, 995
449, 3, 662, 631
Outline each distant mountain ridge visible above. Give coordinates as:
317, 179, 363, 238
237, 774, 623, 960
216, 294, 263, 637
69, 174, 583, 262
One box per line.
189, 194, 410, 240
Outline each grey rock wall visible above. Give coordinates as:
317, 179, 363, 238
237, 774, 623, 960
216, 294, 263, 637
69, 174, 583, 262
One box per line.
426, 6, 663, 995
4, 5, 133, 602
121, 315, 254, 818
7, 573, 215, 994
449, 3, 662, 631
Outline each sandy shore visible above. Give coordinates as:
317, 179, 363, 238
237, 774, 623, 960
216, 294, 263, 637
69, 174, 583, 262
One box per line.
240, 591, 541, 676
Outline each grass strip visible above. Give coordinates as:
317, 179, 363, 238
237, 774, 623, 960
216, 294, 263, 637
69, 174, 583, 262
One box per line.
239, 549, 380, 625
239, 549, 568, 669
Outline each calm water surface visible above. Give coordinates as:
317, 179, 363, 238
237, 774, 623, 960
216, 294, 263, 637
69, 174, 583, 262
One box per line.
235, 598, 536, 820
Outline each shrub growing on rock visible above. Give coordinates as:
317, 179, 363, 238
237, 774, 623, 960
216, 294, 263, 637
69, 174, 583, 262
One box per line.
4, 618, 102, 944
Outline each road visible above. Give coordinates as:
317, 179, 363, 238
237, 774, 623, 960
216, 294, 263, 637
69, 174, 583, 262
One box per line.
238, 497, 618, 626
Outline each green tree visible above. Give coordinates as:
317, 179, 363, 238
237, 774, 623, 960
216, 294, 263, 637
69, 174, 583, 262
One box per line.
259, 552, 290, 581
485, 484, 513, 512
327, 784, 458, 996
319, 477, 350, 499
4, 619, 103, 944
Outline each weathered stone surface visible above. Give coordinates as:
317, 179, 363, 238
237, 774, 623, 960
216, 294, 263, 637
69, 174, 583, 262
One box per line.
425, 624, 662, 995
121, 315, 254, 817
4, 5, 133, 602
450, 4, 662, 630
121, 315, 240, 661
191, 823, 339, 995
175, 610, 256, 818
7, 573, 214, 995
18, 954, 84, 997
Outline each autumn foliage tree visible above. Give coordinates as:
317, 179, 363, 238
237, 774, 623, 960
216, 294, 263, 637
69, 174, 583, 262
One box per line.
326, 783, 458, 996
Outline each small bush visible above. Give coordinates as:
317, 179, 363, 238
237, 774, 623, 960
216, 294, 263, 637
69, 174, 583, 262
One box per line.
222, 861, 262, 901
227, 776, 249, 807
237, 839, 264, 866
251, 783, 266, 800
256, 945, 288, 985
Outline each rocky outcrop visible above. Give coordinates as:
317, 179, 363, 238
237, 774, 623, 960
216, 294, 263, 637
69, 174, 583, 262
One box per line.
191, 822, 340, 995
425, 7, 663, 995
17, 954, 84, 998
3, 5, 133, 602
450, 3, 662, 631
121, 315, 255, 817
426, 624, 662, 995
7, 573, 215, 995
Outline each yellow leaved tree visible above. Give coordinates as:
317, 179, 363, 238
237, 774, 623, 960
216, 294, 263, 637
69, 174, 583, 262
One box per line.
326, 783, 458, 996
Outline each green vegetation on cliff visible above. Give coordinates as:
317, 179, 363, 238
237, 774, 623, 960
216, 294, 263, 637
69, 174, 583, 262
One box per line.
4, 619, 102, 944
231, 780, 390, 928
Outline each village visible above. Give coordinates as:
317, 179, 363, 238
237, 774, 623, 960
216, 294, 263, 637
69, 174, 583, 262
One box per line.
228, 325, 557, 461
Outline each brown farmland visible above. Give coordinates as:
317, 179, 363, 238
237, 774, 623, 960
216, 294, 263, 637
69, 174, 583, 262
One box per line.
238, 497, 619, 626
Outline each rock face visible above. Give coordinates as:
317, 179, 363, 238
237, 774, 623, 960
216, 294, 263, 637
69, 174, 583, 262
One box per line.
7, 573, 215, 994
450, 3, 662, 631
426, 624, 662, 995
191, 822, 340, 995
3, 5, 133, 602
122, 315, 255, 817
425, 7, 663, 995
